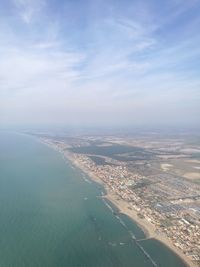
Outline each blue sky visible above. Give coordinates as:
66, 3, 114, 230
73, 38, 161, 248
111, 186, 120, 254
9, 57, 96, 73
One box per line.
0, 0, 200, 128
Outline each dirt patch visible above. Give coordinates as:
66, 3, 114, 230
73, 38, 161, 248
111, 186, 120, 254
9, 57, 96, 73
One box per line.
183, 172, 200, 180
161, 163, 173, 171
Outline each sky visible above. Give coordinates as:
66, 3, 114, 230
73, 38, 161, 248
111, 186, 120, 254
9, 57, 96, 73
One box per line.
0, 0, 200, 129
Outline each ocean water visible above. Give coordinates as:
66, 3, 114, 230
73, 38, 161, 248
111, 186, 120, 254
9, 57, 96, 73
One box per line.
0, 132, 186, 267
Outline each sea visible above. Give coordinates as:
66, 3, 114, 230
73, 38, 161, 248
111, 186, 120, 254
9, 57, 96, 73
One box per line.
0, 131, 187, 267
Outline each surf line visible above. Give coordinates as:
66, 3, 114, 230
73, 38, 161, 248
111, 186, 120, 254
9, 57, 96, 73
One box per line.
136, 241, 158, 267
102, 199, 114, 213
82, 174, 92, 183
102, 198, 158, 267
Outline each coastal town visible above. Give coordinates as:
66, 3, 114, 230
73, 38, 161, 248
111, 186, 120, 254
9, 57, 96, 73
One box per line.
33, 132, 200, 267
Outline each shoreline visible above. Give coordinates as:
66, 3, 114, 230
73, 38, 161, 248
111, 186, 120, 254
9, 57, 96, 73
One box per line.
40, 139, 194, 267
64, 152, 193, 267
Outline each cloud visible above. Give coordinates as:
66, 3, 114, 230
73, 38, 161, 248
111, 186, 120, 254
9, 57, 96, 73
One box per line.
0, 47, 82, 88
13, 0, 46, 24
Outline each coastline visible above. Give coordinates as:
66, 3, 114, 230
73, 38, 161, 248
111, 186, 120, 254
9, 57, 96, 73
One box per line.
64, 152, 193, 267
40, 139, 194, 267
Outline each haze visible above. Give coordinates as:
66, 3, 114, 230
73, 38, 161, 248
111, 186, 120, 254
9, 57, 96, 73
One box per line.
0, 0, 200, 128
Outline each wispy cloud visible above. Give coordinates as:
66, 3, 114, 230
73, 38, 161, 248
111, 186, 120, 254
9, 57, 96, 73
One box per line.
0, 45, 84, 90
13, 0, 46, 24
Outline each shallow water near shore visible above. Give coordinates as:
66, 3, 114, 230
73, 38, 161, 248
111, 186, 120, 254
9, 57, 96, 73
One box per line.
0, 131, 187, 267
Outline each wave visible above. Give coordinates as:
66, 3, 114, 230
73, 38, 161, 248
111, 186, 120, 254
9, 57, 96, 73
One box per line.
82, 175, 92, 183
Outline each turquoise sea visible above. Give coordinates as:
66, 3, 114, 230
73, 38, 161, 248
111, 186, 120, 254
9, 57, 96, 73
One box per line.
0, 132, 186, 267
